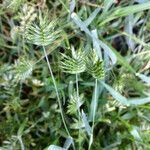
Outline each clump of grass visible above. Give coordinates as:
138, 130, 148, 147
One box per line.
0, 0, 150, 150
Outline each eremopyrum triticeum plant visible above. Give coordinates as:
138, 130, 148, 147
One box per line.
60, 46, 86, 148
85, 49, 105, 149
67, 91, 84, 115
85, 50, 105, 80
14, 57, 34, 82
25, 16, 61, 46
60, 47, 86, 74
113, 73, 131, 93
25, 13, 71, 138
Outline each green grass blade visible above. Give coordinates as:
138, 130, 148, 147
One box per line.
84, 8, 100, 26
81, 110, 92, 136
129, 97, 150, 105
130, 127, 142, 141
100, 80, 130, 106
63, 137, 73, 149
136, 73, 150, 85
91, 29, 102, 60
103, 0, 115, 12
99, 2, 150, 26
46, 145, 66, 150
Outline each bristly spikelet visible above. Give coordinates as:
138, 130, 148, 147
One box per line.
67, 91, 84, 115
14, 57, 34, 81
113, 74, 128, 93
11, 4, 37, 41
25, 15, 61, 46
85, 50, 105, 80
60, 50, 86, 74
19, 4, 37, 32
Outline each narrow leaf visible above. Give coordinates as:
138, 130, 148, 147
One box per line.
100, 81, 130, 106
69, 0, 75, 13
84, 8, 100, 26
63, 137, 73, 149
113, 2, 150, 16
130, 127, 142, 141
125, 15, 135, 51
71, 12, 91, 36
81, 110, 92, 136
17, 118, 28, 136
136, 73, 150, 85
135, 0, 149, 3
89, 81, 104, 120
47, 145, 66, 150
100, 2, 150, 26
91, 29, 102, 60
129, 97, 150, 105
103, 0, 115, 12
98, 39, 117, 65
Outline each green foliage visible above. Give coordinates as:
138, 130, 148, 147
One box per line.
0, 0, 150, 149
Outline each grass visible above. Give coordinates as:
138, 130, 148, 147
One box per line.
0, 0, 150, 149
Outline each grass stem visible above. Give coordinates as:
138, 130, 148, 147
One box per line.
88, 79, 98, 150
76, 73, 82, 149
42, 46, 71, 137
18, 136, 25, 150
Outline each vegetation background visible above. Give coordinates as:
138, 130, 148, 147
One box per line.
0, 0, 150, 149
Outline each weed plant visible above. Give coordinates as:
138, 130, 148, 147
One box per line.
0, 0, 150, 150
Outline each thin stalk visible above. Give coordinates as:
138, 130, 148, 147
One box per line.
58, 0, 70, 13
19, 29, 25, 100
88, 79, 98, 150
76, 73, 81, 149
18, 136, 25, 150
19, 81, 23, 98
42, 46, 70, 137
